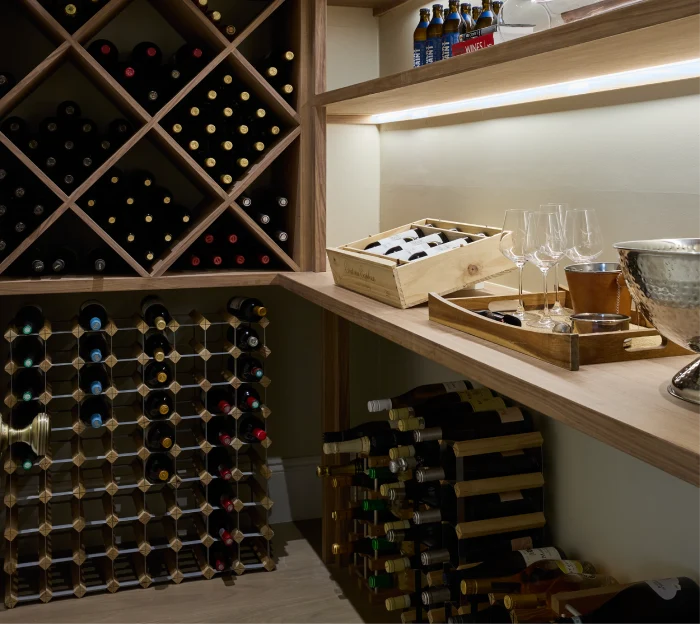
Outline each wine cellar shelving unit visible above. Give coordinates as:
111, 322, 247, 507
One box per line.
2, 305, 275, 608
323, 396, 547, 624
0, 0, 324, 295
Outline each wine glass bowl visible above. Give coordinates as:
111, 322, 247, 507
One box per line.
566, 209, 604, 264
499, 210, 536, 321
542, 203, 569, 315
615, 238, 700, 405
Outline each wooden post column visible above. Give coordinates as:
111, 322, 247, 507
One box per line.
321, 310, 350, 564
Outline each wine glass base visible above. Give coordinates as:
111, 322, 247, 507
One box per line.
550, 303, 565, 315
527, 317, 557, 330
512, 311, 538, 321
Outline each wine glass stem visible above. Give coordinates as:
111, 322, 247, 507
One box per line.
517, 263, 526, 316
541, 268, 550, 320
553, 264, 559, 307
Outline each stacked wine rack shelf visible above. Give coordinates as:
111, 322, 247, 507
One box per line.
0, 0, 308, 293
321, 387, 546, 623
2, 300, 275, 608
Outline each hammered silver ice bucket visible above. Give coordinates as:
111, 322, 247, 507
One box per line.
614, 239, 700, 405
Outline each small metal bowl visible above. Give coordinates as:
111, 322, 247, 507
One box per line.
571, 313, 630, 334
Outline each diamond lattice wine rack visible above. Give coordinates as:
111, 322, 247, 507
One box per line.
0, 0, 305, 294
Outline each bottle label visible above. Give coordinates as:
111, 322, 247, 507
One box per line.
441, 32, 460, 59
498, 407, 525, 423
498, 490, 524, 503
426, 37, 442, 63
413, 41, 426, 67
228, 296, 246, 311
646, 578, 681, 600
519, 547, 562, 566
468, 396, 507, 412
443, 380, 468, 393
556, 560, 584, 574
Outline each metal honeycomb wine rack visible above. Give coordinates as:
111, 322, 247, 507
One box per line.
2, 304, 275, 608
0, 0, 303, 287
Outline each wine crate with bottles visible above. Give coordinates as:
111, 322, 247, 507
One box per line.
1, 295, 275, 608
320, 382, 700, 624
0, 0, 305, 287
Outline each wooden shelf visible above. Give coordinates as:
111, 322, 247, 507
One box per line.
327, 0, 411, 17
278, 271, 700, 487
315, 0, 700, 121
0, 271, 282, 295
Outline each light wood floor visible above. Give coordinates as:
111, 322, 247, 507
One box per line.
0, 521, 370, 623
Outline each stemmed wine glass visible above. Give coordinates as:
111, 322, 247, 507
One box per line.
524, 209, 566, 329
499, 210, 536, 321
565, 209, 604, 263
540, 203, 569, 315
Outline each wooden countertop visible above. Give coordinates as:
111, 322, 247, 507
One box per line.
276, 272, 700, 486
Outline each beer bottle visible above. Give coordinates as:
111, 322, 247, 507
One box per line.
475, 0, 495, 27
425, 4, 444, 64
459, 3, 474, 35
492, 0, 503, 23
471, 4, 482, 24
413, 9, 431, 68
442, 0, 461, 59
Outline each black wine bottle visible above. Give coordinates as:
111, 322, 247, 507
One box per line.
13, 336, 44, 369
145, 453, 174, 482
130, 41, 163, 70
238, 414, 267, 443
144, 332, 171, 362
226, 325, 260, 351
51, 246, 78, 273
87, 39, 119, 70
142, 361, 173, 388
208, 509, 234, 545
230, 354, 264, 382
208, 480, 235, 514
144, 391, 173, 420
14, 305, 44, 336
206, 387, 235, 414
80, 363, 109, 396
238, 387, 261, 411
141, 295, 171, 330
206, 415, 235, 447
209, 542, 231, 571
80, 333, 109, 363
145, 421, 175, 451
12, 443, 37, 471
226, 296, 267, 322
80, 395, 110, 429
78, 300, 108, 331
87, 249, 107, 273
0, 71, 15, 97
209, 447, 234, 482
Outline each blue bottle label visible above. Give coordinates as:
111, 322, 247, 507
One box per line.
441, 32, 460, 59
426, 37, 443, 63
413, 41, 426, 67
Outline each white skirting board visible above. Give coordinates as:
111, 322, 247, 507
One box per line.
267, 456, 322, 524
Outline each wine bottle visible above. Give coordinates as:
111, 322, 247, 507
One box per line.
144, 332, 171, 362
389, 387, 494, 421
208, 509, 234, 545
238, 387, 261, 411
209, 447, 234, 481
87, 249, 107, 273
172, 44, 207, 80
12, 336, 43, 369
14, 305, 44, 336
54, 2, 81, 30
80, 363, 109, 395
225, 325, 261, 351
332, 537, 402, 556
130, 41, 163, 70
333, 507, 398, 524
323, 430, 415, 456
1, 116, 28, 142
411, 408, 534, 443
144, 391, 173, 420
323, 419, 399, 444
229, 354, 264, 382
317, 458, 370, 478
461, 560, 598, 596
206, 387, 235, 414
227, 296, 267, 322
10, 401, 42, 429
206, 415, 235, 447
87, 39, 119, 71
368, 380, 473, 412
14, 368, 44, 402
209, 542, 231, 572
12, 443, 37, 472
142, 361, 173, 388
56, 100, 82, 122
79, 332, 109, 363
141, 295, 171, 330
238, 413, 267, 443
145, 453, 173, 482
208, 479, 235, 514
145, 421, 175, 451
0, 71, 15, 97
78, 300, 108, 331
80, 395, 110, 429
556, 577, 700, 623
192, 0, 208, 11
51, 246, 78, 273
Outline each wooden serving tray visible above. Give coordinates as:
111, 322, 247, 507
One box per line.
327, 218, 514, 309
429, 289, 692, 370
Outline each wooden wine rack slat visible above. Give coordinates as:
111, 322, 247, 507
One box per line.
0, 0, 310, 290
3, 302, 275, 608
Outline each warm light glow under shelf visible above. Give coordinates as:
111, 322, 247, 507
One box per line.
368, 58, 700, 124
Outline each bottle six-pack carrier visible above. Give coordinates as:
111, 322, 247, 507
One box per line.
1, 299, 274, 608
321, 386, 545, 623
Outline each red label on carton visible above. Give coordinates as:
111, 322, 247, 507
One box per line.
452, 32, 495, 56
